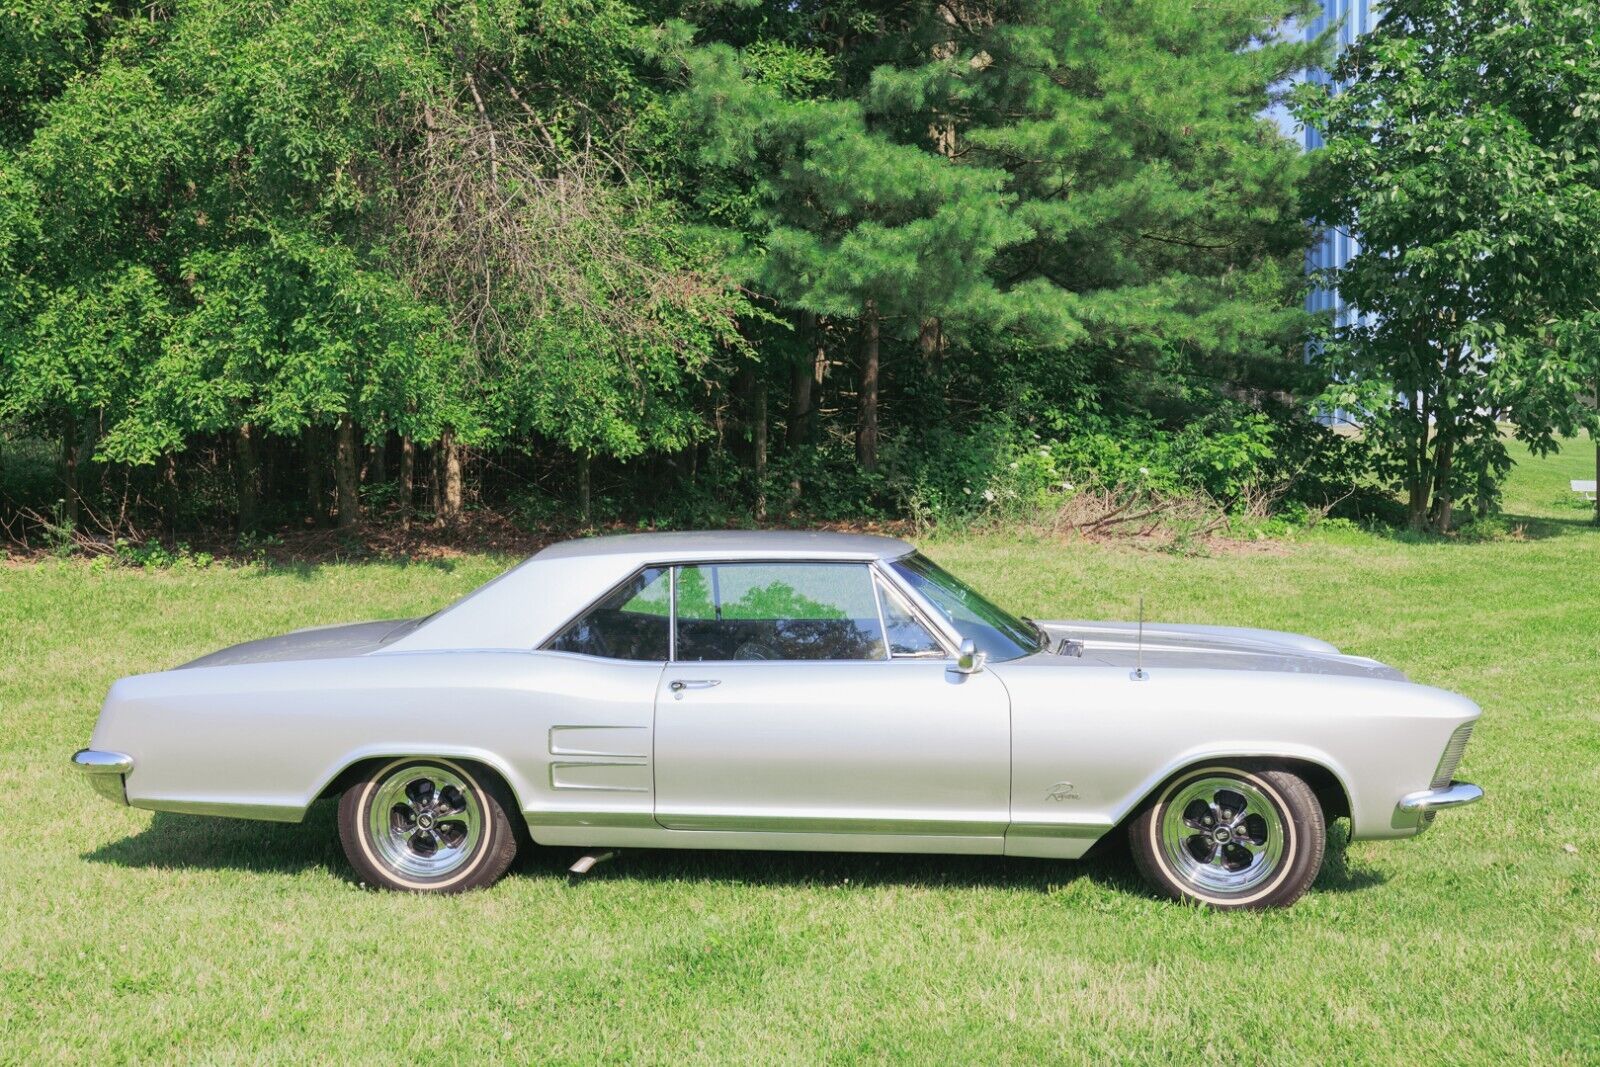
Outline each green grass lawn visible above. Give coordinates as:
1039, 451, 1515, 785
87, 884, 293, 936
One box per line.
3, 443, 1597, 1064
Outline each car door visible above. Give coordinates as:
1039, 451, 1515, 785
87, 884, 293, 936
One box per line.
533, 566, 671, 829
652, 560, 1011, 849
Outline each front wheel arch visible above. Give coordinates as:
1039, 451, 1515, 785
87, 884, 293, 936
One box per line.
1123, 753, 1351, 831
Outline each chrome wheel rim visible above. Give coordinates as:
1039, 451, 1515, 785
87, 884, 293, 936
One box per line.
366, 763, 484, 880
1158, 774, 1286, 896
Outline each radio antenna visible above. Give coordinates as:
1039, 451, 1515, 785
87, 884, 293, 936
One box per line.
1131, 596, 1148, 681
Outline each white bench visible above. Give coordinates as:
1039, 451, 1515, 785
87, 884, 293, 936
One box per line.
1574, 479, 1597, 502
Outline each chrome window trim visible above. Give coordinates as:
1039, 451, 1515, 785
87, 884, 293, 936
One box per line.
867, 567, 892, 661
872, 569, 955, 660
668, 564, 678, 662
537, 565, 673, 662
870, 559, 963, 659
547, 555, 956, 666
666, 559, 899, 664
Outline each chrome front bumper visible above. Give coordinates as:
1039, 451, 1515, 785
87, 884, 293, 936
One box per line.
1398, 780, 1483, 814
72, 749, 133, 805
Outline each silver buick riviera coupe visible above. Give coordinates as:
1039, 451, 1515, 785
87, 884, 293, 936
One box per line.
73, 531, 1483, 908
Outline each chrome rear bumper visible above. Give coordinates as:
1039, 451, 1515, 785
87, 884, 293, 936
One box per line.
72, 749, 133, 805
1398, 780, 1483, 813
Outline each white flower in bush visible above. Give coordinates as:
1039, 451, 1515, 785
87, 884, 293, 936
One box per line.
1139, 466, 1151, 476
982, 489, 996, 502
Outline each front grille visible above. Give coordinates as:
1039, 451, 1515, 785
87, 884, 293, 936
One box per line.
1431, 723, 1475, 790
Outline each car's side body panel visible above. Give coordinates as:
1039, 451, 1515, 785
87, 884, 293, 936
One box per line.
91, 652, 665, 829
652, 660, 1010, 844
996, 654, 1479, 854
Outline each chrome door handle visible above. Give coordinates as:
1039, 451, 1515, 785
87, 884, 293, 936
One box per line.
669, 679, 721, 692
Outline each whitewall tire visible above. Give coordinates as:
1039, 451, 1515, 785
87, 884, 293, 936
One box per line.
338, 757, 519, 893
1130, 765, 1325, 910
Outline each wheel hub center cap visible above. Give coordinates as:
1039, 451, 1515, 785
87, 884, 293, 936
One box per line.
1212, 827, 1231, 843
416, 812, 435, 830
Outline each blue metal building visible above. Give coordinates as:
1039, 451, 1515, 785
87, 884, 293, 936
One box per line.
1299, 0, 1374, 425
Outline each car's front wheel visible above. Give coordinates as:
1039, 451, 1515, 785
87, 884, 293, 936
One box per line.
1130, 765, 1324, 909
338, 757, 519, 893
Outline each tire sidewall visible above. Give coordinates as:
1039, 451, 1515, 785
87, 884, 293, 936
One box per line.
1133, 765, 1323, 909
339, 757, 513, 893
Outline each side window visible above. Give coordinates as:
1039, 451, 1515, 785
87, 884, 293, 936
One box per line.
546, 567, 670, 661
876, 577, 946, 658
674, 563, 887, 662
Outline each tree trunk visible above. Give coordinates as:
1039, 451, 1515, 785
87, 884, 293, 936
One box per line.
334, 414, 361, 529
857, 302, 880, 473
398, 435, 415, 525
439, 429, 463, 520
787, 315, 826, 515
1593, 432, 1599, 527
789, 313, 819, 450
367, 432, 387, 486
752, 374, 768, 520
160, 452, 179, 535
1404, 392, 1431, 530
919, 316, 947, 420
1426, 428, 1456, 533
788, 354, 814, 453
235, 423, 261, 533
918, 317, 944, 371
577, 451, 592, 523
428, 444, 443, 514
305, 425, 328, 527
60, 431, 80, 530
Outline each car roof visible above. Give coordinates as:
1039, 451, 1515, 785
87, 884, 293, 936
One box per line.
531, 529, 915, 564
382, 530, 919, 655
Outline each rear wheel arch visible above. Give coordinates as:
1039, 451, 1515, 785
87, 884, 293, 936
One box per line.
315, 752, 528, 817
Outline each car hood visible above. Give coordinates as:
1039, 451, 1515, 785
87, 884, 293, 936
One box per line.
1034, 619, 1407, 681
176, 618, 424, 669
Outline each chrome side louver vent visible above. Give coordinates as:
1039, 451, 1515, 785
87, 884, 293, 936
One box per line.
1431, 723, 1474, 791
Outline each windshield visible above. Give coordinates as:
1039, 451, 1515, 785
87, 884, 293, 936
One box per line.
888, 553, 1044, 662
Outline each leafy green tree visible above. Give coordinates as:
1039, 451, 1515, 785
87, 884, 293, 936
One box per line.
661, 0, 1320, 482
1, 0, 748, 530
660, 21, 1027, 473
1295, 0, 1600, 530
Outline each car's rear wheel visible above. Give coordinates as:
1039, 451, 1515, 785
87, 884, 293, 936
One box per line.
338, 757, 518, 893
1130, 765, 1324, 909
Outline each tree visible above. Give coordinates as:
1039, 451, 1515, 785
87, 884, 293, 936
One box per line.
0, 0, 1355, 538
0, 0, 749, 531
661, 0, 1321, 492
1295, 0, 1600, 531
659, 21, 1027, 475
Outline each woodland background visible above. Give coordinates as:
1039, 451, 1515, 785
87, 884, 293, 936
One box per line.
1, 0, 1596, 551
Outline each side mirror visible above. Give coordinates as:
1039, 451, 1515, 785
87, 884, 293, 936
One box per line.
954, 638, 986, 675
